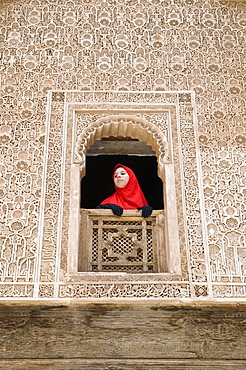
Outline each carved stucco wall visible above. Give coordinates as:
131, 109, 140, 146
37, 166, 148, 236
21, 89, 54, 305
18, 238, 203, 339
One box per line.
0, 0, 245, 300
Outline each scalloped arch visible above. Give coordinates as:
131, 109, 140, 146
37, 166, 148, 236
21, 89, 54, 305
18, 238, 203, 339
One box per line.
74, 115, 170, 167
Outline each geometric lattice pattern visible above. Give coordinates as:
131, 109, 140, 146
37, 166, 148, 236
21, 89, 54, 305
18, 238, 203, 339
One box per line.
91, 219, 155, 272
83, 211, 159, 273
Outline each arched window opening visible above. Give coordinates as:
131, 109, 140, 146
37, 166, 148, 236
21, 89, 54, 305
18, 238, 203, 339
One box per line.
81, 137, 164, 210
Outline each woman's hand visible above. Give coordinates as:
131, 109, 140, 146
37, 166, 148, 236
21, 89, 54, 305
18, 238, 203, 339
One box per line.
137, 206, 153, 218
96, 204, 152, 217
95, 204, 123, 216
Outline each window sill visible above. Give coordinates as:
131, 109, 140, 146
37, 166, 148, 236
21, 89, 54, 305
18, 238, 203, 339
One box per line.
67, 272, 182, 283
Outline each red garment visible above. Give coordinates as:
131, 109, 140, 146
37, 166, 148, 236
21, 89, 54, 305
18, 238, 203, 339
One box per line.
100, 164, 149, 209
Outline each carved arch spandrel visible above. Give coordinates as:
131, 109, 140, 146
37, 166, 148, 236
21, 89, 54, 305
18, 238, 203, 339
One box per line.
73, 114, 171, 178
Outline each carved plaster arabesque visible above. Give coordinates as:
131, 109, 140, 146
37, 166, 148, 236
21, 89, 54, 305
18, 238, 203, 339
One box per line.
0, 0, 244, 300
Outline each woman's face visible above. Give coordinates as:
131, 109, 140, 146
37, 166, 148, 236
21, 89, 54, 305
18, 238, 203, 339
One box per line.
114, 167, 129, 188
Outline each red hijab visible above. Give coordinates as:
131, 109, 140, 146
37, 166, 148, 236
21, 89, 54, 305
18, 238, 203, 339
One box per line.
100, 164, 149, 209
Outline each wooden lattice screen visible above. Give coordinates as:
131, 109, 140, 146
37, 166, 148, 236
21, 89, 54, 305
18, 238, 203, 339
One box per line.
79, 209, 166, 273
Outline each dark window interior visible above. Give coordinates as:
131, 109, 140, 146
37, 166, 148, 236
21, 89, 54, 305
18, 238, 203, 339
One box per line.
81, 154, 164, 210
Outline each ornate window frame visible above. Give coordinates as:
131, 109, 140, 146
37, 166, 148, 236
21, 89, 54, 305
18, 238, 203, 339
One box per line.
37, 90, 208, 300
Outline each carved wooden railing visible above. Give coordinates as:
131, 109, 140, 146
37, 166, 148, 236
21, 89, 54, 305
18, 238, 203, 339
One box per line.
79, 209, 166, 273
